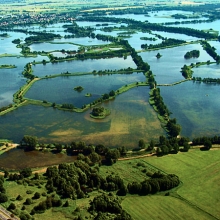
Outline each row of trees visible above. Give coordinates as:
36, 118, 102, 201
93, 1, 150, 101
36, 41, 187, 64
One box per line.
156, 136, 190, 155
20, 135, 123, 164
24, 32, 61, 44
141, 38, 186, 50
0, 176, 7, 203
192, 135, 219, 149
192, 77, 220, 84
127, 173, 180, 195
151, 88, 170, 117
201, 41, 220, 63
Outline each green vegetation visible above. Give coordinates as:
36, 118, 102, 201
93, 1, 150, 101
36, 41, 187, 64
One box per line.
122, 196, 212, 220
141, 38, 186, 50
201, 40, 220, 63
1, 2, 220, 219
0, 33, 8, 37
85, 93, 92, 97
184, 50, 200, 59
90, 106, 111, 119
181, 65, 193, 79
156, 52, 162, 59
0, 64, 16, 69
146, 149, 220, 219
73, 86, 84, 92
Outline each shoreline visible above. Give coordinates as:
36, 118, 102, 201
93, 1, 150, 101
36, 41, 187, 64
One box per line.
0, 143, 19, 155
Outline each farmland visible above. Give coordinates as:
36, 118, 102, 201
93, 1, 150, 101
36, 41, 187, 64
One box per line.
95, 148, 220, 219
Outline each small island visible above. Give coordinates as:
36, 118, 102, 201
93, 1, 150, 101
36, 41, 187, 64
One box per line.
85, 93, 92, 97
184, 50, 200, 59
74, 86, 84, 92
90, 106, 111, 119
0, 33, 9, 37
0, 64, 16, 69
156, 52, 162, 59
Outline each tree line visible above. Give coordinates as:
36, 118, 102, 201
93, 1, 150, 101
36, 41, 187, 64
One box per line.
141, 38, 186, 50
24, 32, 61, 44
201, 41, 220, 63
192, 77, 220, 84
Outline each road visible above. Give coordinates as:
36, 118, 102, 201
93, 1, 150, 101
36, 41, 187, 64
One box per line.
0, 206, 20, 220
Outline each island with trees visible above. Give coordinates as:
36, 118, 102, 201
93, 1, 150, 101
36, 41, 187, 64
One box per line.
90, 106, 111, 119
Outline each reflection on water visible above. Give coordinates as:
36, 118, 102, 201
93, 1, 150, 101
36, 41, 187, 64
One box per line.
160, 81, 220, 138
25, 72, 146, 108
32, 56, 137, 77
0, 87, 164, 148
140, 43, 214, 84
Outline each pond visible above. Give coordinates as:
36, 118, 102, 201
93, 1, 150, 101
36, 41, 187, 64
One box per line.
160, 81, 220, 138
151, 31, 199, 42
169, 19, 220, 32
140, 43, 214, 84
0, 56, 49, 107
0, 87, 165, 148
32, 56, 137, 77
106, 10, 207, 23
193, 63, 220, 78
53, 36, 109, 46
29, 42, 79, 52
0, 31, 30, 55
208, 41, 220, 56
24, 72, 146, 108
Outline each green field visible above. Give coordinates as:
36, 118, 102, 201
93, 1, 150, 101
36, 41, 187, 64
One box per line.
99, 158, 159, 184
122, 195, 213, 220
132, 149, 220, 220
1, 149, 220, 219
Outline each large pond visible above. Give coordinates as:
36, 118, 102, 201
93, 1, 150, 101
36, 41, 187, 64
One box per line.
151, 31, 199, 42
0, 10, 219, 164
29, 42, 79, 52
160, 81, 220, 138
53, 37, 109, 45
140, 43, 214, 84
0, 87, 165, 147
208, 41, 220, 56
106, 10, 207, 23
0, 32, 30, 55
168, 20, 220, 32
25, 72, 146, 108
0, 56, 49, 107
32, 56, 137, 77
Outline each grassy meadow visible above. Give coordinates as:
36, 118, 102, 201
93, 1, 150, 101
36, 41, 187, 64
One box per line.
139, 148, 220, 220
122, 195, 213, 220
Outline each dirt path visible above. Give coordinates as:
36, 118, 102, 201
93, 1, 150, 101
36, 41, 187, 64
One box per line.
118, 153, 155, 161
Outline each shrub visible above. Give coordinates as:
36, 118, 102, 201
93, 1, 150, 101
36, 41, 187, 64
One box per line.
0, 193, 8, 203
